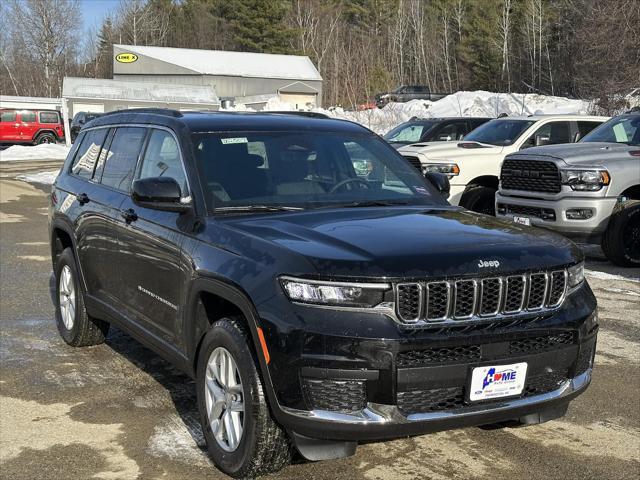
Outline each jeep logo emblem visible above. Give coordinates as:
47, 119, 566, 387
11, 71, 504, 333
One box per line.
478, 260, 500, 268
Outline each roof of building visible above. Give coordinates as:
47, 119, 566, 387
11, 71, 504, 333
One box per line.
114, 44, 323, 82
62, 77, 220, 105
1, 95, 61, 105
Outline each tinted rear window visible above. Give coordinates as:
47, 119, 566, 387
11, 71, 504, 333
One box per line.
39, 111, 60, 124
71, 128, 109, 179
21, 111, 36, 123
99, 127, 147, 191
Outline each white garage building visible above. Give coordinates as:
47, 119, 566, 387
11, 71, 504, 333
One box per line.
112, 44, 323, 109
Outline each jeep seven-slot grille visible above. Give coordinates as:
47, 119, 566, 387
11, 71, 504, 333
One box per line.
395, 270, 567, 323
501, 159, 561, 193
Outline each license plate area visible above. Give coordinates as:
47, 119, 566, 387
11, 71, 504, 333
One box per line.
468, 362, 528, 402
513, 216, 531, 226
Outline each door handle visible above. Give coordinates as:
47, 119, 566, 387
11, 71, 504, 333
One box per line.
77, 193, 90, 205
121, 208, 138, 223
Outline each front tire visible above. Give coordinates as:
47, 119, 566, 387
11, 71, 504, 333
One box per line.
196, 317, 291, 478
460, 185, 497, 216
602, 201, 640, 267
55, 248, 109, 346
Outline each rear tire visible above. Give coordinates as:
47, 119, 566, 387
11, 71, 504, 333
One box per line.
196, 317, 292, 478
602, 201, 640, 267
35, 132, 56, 145
461, 185, 497, 216
55, 248, 109, 346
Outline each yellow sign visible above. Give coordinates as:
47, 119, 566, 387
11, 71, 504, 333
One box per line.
115, 53, 138, 63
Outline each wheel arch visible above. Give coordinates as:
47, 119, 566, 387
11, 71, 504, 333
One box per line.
465, 175, 499, 191
620, 184, 640, 200
184, 277, 280, 411
34, 128, 60, 141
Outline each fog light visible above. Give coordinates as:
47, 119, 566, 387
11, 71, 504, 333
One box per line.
566, 208, 594, 220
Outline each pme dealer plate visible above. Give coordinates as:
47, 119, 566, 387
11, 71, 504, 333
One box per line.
513, 216, 531, 226
469, 362, 528, 402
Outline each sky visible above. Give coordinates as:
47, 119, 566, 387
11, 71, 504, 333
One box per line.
80, 0, 120, 33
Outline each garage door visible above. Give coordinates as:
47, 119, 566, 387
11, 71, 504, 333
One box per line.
72, 103, 105, 114
278, 93, 317, 109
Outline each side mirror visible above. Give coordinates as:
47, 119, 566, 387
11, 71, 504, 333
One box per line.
425, 172, 450, 199
132, 177, 191, 212
535, 134, 551, 147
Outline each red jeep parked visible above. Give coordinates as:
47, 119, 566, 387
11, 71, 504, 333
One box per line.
0, 109, 65, 145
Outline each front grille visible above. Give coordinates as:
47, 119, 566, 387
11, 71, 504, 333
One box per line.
395, 270, 567, 324
397, 345, 481, 367
399, 333, 574, 368
498, 203, 556, 221
509, 332, 574, 354
501, 159, 561, 193
302, 379, 366, 413
403, 155, 423, 172
397, 370, 569, 414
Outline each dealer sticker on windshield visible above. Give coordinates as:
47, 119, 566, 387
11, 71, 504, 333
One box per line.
221, 137, 248, 144
513, 216, 531, 226
469, 362, 527, 402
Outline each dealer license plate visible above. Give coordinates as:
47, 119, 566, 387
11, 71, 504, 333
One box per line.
513, 216, 531, 226
469, 362, 528, 402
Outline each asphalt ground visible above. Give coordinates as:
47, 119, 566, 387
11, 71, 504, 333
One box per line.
1, 161, 639, 480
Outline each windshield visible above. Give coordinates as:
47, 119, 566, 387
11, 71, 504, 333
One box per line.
581, 115, 640, 146
463, 119, 535, 146
192, 131, 447, 213
384, 121, 436, 144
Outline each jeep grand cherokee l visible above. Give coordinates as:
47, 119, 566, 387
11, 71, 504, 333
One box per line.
49, 109, 598, 478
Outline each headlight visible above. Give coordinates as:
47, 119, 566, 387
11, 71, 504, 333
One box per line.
561, 169, 610, 191
567, 262, 585, 289
422, 163, 460, 177
280, 277, 389, 308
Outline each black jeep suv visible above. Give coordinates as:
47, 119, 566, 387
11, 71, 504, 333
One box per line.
49, 109, 597, 478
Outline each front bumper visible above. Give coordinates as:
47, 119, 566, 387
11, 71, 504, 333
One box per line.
495, 192, 617, 242
262, 284, 597, 441
281, 368, 592, 441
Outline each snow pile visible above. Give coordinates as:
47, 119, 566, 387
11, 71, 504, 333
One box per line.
229, 91, 593, 135
16, 170, 60, 185
0, 144, 70, 162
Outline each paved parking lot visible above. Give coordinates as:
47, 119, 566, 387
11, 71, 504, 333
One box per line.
1, 165, 639, 480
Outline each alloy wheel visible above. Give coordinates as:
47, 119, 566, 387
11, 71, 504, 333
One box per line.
58, 265, 76, 330
205, 346, 245, 452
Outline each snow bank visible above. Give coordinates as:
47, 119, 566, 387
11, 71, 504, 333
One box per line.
15, 170, 60, 185
0, 144, 70, 162
229, 91, 593, 135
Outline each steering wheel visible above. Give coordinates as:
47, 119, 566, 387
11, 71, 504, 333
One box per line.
329, 177, 371, 193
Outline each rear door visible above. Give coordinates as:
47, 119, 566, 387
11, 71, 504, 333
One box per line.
0, 110, 19, 142
18, 110, 37, 142
39, 111, 63, 140
116, 127, 191, 342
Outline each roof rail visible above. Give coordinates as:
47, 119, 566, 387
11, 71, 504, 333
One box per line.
264, 111, 330, 119
99, 108, 183, 118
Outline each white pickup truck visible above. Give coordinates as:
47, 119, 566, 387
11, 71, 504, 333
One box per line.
398, 115, 608, 214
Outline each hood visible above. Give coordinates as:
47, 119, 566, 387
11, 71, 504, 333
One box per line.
399, 141, 503, 160
511, 142, 637, 167
218, 207, 580, 279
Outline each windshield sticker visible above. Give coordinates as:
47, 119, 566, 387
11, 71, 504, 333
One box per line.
221, 137, 248, 145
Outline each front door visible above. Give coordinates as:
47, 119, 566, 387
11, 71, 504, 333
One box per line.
114, 128, 191, 342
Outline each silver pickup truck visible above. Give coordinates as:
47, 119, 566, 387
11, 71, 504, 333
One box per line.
496, 112, 640, 267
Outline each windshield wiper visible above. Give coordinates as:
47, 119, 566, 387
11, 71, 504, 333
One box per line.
326, 200, 412, 208
214, 205, 305, 214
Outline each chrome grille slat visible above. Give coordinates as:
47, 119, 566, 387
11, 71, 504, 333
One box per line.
395, 269, 568, 324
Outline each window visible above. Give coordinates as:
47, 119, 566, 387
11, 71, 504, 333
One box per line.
192, 131, 446, 211
464, 120, 535, 146
1, 111, 16, 122
435, 122, 467, 141
138, 129, 188, 197
582, 115, 640, 146
70, 128, 108, 179
39, 111, 60, 124
576, 122, 601, 141
100, 127, 146, 191
20, 111, 36, 123
523, 121, 572, 148
384, 121, 437, 144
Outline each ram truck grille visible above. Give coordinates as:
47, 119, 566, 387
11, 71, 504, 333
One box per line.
403, 155, 423, 172
395, 270, 567, 323
501, 159, 561, 193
